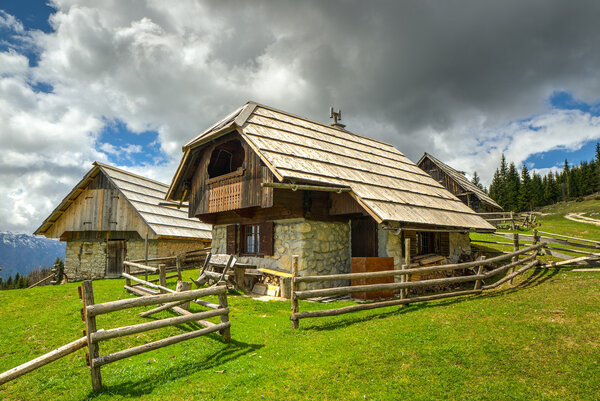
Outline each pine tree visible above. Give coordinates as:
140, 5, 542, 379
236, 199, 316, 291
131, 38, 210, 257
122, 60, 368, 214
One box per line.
471, 171, 484, 190
596, 142, 600, 165
531, 172, 544, 207
518, 165, 532, 211
488, 169, 502, 206
6, 276, 13, 289
506, 162, 520, 211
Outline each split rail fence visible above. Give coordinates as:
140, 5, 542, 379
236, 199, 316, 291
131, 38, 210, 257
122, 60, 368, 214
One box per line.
290, 237, 545, 329
471, 229, 600, 267
80, 280, 230, 390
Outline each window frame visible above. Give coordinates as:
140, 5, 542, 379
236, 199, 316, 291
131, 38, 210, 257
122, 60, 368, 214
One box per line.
240, 223, 261, 256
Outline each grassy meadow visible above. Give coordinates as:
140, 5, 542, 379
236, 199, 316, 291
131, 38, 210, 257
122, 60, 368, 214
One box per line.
1, 199, 599, 400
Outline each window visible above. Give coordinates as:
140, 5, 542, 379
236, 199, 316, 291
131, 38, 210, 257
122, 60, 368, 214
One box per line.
227, 222, 274, 256
243, 224, 260, 255
416, 232, 440, 255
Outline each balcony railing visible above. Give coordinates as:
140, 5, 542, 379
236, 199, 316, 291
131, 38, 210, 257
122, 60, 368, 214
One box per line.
207, 169, 244, 213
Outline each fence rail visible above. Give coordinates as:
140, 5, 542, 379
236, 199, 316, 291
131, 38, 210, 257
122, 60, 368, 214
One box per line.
290, 234, 545, 329
81, 280, 230, 390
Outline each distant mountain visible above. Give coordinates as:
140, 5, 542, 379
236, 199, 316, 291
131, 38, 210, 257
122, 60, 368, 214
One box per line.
0, 232, 66, 280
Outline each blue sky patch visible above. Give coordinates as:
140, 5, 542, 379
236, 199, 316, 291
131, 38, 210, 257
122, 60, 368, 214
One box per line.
96, 119, 167, 167
524, 140, 599, 170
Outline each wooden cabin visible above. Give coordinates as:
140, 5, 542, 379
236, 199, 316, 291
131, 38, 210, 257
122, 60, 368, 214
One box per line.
34, 162, 212, 281
417, 153, 503, 213
166, 102, 494, 295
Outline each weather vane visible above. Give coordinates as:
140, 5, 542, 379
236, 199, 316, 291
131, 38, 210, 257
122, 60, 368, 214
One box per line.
329, 107, 346, 129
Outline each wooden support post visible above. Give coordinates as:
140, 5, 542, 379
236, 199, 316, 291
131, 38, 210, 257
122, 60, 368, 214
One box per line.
511, 211, 515, 230
176, 280, 192, 311
218, 291, 231, 342
124, 263, 131, 287
474, 256, 486, 290
82, 280, 102, 391
144, 233, 149, 282
291, 255, 299, 329
158, 264, 166, 294
176, 255, 182, 281
402, 238, 411, 300
510, 233, 519, 284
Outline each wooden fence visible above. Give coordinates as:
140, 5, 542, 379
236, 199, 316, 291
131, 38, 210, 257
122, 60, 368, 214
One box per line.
290, 240, 545, 329
478, 211, 537, 229
80, 280, 230, 390
471, 229, 600, 267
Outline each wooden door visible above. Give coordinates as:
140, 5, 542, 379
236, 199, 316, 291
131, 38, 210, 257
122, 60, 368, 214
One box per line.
351, 217, 378, 257
106, 240, 125, 277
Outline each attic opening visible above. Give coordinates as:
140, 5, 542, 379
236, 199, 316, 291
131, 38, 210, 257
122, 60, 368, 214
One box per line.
207, 139, 245, 178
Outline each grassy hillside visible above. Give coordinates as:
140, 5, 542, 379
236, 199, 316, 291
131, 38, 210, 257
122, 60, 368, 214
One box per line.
1, 266, 600, 401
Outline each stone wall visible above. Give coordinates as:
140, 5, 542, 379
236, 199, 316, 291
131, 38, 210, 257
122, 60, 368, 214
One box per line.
65, 240, 108, 281
212, 218, 351, 290
157, 239, 210, 257
448, 232, 471, 263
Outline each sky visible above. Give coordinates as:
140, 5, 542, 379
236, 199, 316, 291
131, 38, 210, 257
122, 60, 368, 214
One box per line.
1, 1, 600, 234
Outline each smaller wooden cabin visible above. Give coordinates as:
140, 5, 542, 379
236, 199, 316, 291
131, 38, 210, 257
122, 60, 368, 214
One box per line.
166, 102, 495, 295
417, 153, 503, 213
34, 162, 212, 281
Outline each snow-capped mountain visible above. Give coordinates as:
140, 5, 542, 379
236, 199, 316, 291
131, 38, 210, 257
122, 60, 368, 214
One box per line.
0, 232, 65, 280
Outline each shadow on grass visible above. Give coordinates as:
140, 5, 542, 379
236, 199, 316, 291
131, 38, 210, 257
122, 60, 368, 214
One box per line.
302, 268, 563, 331
87, 338, 263, 399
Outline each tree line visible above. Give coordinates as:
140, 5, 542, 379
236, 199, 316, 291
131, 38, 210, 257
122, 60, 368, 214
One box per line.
473, 143, 600, 212
0, 257, 64, 290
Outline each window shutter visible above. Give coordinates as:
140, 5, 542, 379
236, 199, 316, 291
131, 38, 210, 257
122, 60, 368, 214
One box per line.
226, 225, 238, 254
440, 232, 450, 256
259, 221, 274, 256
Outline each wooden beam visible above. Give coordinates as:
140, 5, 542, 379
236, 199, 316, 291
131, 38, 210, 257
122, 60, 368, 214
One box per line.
260, 182, 351, 193
0, 337, 87, 386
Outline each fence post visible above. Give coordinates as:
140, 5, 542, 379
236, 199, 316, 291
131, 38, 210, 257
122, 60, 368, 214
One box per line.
291, 255, 299, 329
176, 255, 183, 281
510, 233, 519, 284
218, 289, 231, 342
144, 233, 149, 282
510, 211, 515, 230
124, 262, 131, 287
158, 264, 166, 293
402, 238, 411, 300
82, 280, 102, 391
176, 280, 192, 311
474, 256, 486, 290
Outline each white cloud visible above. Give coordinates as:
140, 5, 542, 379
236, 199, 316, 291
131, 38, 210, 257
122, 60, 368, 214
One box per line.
2, 1, 600, 233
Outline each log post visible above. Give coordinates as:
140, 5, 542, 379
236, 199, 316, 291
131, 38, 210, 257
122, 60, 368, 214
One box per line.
158, 264, 166, 294
217, 290, 231, 342
511, 211, 515, 230
176, 255, 183, 281
82, 280, 102, 391
510, 233, 519, 284
175, 280, 192, 311
291, 255, 299, 329
124, 262, 131, 287
144, 233, 149, 282
474, 256, 486, 290
401, 238, 411, 300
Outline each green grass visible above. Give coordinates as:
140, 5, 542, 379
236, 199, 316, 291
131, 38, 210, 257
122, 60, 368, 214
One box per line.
1, 266, 600, 400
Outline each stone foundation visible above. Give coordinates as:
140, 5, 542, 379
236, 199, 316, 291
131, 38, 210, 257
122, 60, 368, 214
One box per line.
212, 219, 351, 291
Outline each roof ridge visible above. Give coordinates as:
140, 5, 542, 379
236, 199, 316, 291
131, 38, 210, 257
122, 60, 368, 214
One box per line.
249, 101, 397, 149
94, 161, 169, 188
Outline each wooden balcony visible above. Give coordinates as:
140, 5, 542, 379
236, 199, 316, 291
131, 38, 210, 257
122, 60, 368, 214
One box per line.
207, 169, 244, 213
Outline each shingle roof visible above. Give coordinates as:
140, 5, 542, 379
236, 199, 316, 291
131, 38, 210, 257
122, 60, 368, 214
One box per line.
168, 102, 495, 231
34, 162, 212, 239
417, 152, 502, 211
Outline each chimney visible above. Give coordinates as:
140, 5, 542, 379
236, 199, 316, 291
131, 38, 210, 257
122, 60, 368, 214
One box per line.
329, 107, 346, 130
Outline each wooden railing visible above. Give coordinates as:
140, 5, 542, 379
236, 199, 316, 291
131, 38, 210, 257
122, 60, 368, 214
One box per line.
207, 170, 244, 213
81, 280, 230, 390
289, 241, 545, 329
